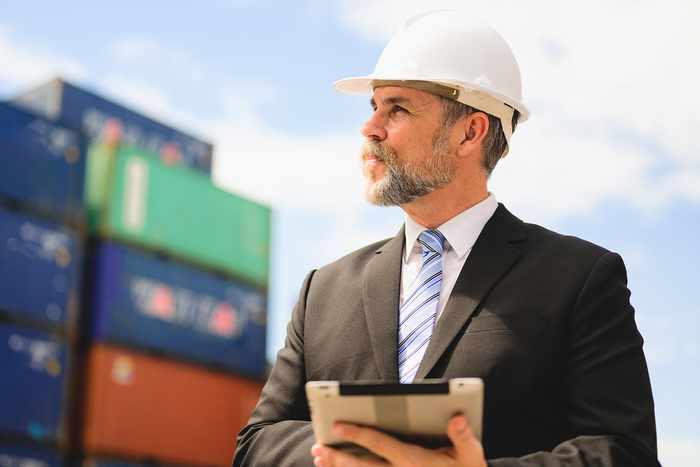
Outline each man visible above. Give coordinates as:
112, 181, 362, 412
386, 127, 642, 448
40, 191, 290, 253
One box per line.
233, 10, 659, 467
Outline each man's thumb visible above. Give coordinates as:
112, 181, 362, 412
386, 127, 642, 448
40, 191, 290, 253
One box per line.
446, 415, 484, 462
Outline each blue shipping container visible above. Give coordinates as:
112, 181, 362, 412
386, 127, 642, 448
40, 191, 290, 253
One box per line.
12, 78, 212, 174
0, 102, 85, 222
0, 443, 63, 467
0, 323, 68, 442
91, 242, 267, 377
0, 206, 81, 328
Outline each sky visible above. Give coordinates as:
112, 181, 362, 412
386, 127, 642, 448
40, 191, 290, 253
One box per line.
1, 1, 698, 464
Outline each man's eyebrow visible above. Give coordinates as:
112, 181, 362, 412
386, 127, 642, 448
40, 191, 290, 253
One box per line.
370, 96, 413, 108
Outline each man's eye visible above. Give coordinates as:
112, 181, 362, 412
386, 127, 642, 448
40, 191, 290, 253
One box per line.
390, 106, 407, 114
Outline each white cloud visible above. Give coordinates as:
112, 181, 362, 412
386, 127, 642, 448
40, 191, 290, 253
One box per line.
639, 310, 699, 368
111, 36, 163, 63
658, 437, 700, 467
335, 0, 700, 217
216, 81, 282, 129
109, 36, 206, 83
0, 26, 87, 88
210, 116, 366, 211
312, 208, 403, 262
491, 110, 657, 222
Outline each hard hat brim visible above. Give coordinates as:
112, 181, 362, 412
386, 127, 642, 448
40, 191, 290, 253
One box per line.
333, 76, 374, 95
334, 75, 529, 123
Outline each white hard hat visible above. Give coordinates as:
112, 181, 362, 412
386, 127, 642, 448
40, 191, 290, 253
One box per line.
335, 10, 528, 156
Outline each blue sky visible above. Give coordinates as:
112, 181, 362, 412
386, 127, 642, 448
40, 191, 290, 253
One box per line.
1, 1, 698, 464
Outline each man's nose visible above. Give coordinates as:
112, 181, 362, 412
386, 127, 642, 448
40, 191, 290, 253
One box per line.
361, 112, 387, 141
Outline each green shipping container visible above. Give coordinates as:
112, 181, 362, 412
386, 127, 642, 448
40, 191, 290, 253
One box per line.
87, 145, 270, 288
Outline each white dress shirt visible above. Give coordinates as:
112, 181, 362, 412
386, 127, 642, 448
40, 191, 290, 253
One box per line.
401, 194, 498, 321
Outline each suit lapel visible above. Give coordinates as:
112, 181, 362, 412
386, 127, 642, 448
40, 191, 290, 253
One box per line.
361, 227, 404, 382
415, 204, 527, 380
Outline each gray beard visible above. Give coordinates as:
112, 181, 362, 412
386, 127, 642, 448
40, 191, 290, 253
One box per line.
366, 130, 455, 206
371, 164, 441, 206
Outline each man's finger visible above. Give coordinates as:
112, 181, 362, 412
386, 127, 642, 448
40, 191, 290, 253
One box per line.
314, 444, 386, 467
333, 423, 410, 465
446, 416, 485, 465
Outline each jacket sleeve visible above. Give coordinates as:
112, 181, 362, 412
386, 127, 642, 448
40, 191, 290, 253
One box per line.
233, 270, 316, 467
488, 252, 660, 467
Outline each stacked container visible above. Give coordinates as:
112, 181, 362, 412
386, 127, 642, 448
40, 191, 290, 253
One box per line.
13, 78, 213, 174
2, 79, 269, 466
0, 102, 83, 461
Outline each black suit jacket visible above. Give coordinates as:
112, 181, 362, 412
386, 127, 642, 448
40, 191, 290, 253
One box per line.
233, 204, 659, 466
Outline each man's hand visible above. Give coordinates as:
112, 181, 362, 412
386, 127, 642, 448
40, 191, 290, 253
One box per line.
310, 415, 487, 467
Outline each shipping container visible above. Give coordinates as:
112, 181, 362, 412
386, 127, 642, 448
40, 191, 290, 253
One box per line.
82, 345, 263, 466
0, 323, 69, 443
86, 146, 270, 288
0, 442, 63, 467
12, 78, 212, 174
90, 241, 266, 377
0, 102, 85, 223
0, 206, 81, 329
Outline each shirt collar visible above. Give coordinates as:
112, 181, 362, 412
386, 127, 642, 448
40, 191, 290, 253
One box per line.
404, 193, 498, 262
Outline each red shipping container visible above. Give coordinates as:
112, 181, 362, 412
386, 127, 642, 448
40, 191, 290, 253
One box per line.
82, 344, 263, 466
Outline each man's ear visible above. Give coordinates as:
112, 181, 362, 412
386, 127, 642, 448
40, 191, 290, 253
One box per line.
457, 112, 489, 156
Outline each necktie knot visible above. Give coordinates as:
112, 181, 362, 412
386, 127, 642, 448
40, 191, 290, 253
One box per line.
418, 229, 446, 257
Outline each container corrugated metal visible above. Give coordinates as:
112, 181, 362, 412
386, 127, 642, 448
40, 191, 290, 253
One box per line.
0, 443, 63, 467
82, 344, 263, 466
91, 241, 267, 377
0, 323, 69, 442
0, 102, 85, 222
12, 78, 212, 174
0, 206, 81, 328
88, 146, 270, 288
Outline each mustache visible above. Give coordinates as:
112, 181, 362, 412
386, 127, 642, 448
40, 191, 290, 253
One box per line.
361, 141, 394, 163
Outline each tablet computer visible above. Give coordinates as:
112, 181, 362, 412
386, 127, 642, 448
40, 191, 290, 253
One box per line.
306, 378, 483, 456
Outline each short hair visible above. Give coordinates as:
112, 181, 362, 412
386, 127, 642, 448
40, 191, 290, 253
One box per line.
439, 97, 520, 175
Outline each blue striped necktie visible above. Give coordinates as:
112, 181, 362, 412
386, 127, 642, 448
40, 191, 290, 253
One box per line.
398, 229, 446, 383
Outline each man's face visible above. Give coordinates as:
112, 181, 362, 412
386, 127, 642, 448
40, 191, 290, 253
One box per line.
360, 86, 457, 206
